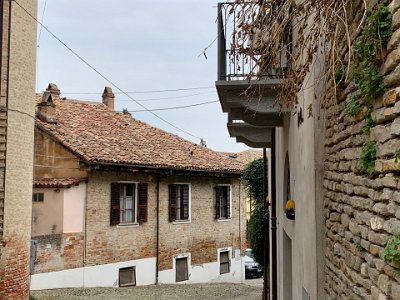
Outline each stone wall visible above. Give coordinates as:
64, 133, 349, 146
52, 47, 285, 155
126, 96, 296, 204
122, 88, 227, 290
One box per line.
324, 1, 400, 299
0, 0, 37, 299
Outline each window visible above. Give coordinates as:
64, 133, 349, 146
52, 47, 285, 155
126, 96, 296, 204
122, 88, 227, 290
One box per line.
169, 184, 190, 222
110, 183, 148, 226
32, 193, 44, 202
119, 266, 136, 287
175, 257, 188, 282
215, 185, 231, 220
220, 251, 230, 274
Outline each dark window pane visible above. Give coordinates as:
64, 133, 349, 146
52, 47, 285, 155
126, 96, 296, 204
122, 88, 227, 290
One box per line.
119, 267, 136, 287
176, 257, 188, 282
220, 251, 230, 274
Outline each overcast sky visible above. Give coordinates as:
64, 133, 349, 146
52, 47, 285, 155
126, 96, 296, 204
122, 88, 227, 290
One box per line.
35, 0, 249, 153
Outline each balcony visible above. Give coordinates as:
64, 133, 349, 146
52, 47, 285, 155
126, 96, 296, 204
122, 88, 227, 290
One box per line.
215, 2, 287, 148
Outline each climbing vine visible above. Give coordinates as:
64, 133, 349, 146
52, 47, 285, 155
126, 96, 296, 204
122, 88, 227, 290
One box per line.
381, 234, 400, 267
359, 141, 377, 175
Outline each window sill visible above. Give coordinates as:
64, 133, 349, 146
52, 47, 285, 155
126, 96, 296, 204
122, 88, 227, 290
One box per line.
173, 220, 191, 225
217, 218, 232, 222
116, 223, 140, 228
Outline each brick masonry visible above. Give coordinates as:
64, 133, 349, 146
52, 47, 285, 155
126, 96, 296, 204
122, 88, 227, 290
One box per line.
324, 1, 400, 299
85, 171, 246, 273
0, 0, 37, 299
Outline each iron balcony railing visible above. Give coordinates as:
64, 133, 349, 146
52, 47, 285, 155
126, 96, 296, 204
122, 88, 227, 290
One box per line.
217, 2, 289, 81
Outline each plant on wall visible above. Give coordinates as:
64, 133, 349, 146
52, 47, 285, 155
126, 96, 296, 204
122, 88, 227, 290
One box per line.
381, 234, 400, 267
359, 141, 377, 175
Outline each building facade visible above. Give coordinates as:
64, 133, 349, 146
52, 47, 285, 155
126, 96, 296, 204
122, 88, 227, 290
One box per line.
0, 1, 37, 299
30, 86, 247, 289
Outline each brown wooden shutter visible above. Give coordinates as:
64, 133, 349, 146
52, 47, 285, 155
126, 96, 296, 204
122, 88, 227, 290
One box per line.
138, 183, 148, 224
182, 185, 189, 220
110, 183, 121, 226
226, 186, 231, 218
169, 184, 177, 222
215, 186, 221, 220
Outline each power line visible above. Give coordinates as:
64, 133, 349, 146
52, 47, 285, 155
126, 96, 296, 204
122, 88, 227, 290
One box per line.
127, 100, 219, 112
37, 0, 48, 46
61, 86, 215, 95
14, 0, 203, 141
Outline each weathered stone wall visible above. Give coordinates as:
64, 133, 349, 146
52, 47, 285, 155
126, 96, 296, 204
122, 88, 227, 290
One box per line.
324, 1, 400, 299
0, 0, 37, 299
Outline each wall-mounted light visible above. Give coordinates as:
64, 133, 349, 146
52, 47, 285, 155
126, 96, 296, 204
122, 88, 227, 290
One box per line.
54, 188, 60, 193
285, 199, 295, 220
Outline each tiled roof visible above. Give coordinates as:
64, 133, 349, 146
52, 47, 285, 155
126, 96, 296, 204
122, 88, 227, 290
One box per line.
221, 149, 263, 169
36, 98, 243, 174
34, 178, 85, 188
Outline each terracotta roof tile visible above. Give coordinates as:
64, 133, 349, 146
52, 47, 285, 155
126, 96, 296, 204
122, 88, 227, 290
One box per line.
36, 98, 243, 174
34, 178, 85, 188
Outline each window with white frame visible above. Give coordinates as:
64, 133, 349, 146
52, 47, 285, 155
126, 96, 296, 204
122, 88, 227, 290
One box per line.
220, 250, 230, 274
110, 182, 148, 226
169, 184, 190, 222
215, 185, 231, 220
175, 257, 189, 282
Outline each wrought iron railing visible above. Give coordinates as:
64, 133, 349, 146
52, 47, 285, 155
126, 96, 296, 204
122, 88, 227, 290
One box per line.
217, 2, 288, 81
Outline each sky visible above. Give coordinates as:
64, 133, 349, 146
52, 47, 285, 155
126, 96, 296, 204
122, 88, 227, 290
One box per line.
35, 0, 249, 153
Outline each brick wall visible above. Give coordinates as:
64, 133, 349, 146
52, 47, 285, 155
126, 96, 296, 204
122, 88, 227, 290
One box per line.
324, 1, 400, 298
33, 233, 84, 273
0, 0, 37, 299
85, 171, 246, 272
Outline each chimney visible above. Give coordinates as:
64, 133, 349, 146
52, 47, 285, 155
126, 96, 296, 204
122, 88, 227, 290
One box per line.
102, 86, 115, 110
37, 91, 57, 123
46, 83, 60, 98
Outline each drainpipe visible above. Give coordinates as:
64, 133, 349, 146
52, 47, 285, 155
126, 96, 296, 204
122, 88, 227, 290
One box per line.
155, 177, 160, 284
263, 148, 269, 300
83, 180, 89, 287
271, 129, 277, 300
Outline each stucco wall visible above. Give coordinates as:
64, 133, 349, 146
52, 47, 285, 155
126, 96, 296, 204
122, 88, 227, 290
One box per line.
64, 183, 86, 233
32, 188, 64, 236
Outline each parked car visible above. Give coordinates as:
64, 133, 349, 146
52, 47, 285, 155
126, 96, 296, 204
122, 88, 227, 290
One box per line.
245, 249, 263, 279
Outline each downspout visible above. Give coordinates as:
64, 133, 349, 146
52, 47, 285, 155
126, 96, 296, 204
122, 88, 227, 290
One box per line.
238, 180, 242, 282
155, 177, 160, 284
263, 148, 269, 300
271, 129, 278, 300
83, 180, 89, 287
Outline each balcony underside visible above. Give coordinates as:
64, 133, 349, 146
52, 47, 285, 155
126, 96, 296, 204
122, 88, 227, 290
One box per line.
227, 122, 271, 148
216, 79, 285, 148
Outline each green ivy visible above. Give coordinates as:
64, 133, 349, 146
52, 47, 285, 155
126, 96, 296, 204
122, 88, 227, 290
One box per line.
359, 141, 376, 175
362, 107, 376, 135
381, 234, 400, 267
346, 96, 361, 116
350, 3, 392, 102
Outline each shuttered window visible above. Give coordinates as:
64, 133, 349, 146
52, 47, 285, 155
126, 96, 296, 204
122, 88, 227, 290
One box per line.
215, 185, 231, 220
169, 184, 190, 222
110, 182, 148, 226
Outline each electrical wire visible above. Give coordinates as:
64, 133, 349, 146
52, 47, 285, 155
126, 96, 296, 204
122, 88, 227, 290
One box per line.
117, 91, 215, 102
14, 0, 203, 141
37, 0, 47, 46
127, 100, 219, 112
61, 86, 215, 95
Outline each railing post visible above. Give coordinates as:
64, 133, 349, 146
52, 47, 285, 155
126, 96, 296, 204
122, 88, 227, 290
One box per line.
217, 3, 226, 81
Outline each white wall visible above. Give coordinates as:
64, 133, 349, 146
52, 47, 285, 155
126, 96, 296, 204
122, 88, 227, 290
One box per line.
31, 255, 245, 290
30, 257, 156, 290
63, 183, 86, 233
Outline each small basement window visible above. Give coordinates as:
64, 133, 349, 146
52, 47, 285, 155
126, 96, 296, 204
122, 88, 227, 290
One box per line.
220, 251, 230, 274
119, 266, 136, 287
176, 257, 188, 282
32, 193, 44, 202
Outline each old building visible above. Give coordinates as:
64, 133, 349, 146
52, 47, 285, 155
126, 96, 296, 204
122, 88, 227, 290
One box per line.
30, 85, 247, 289
216, 0, 400, 299
0, 0, 37, 299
